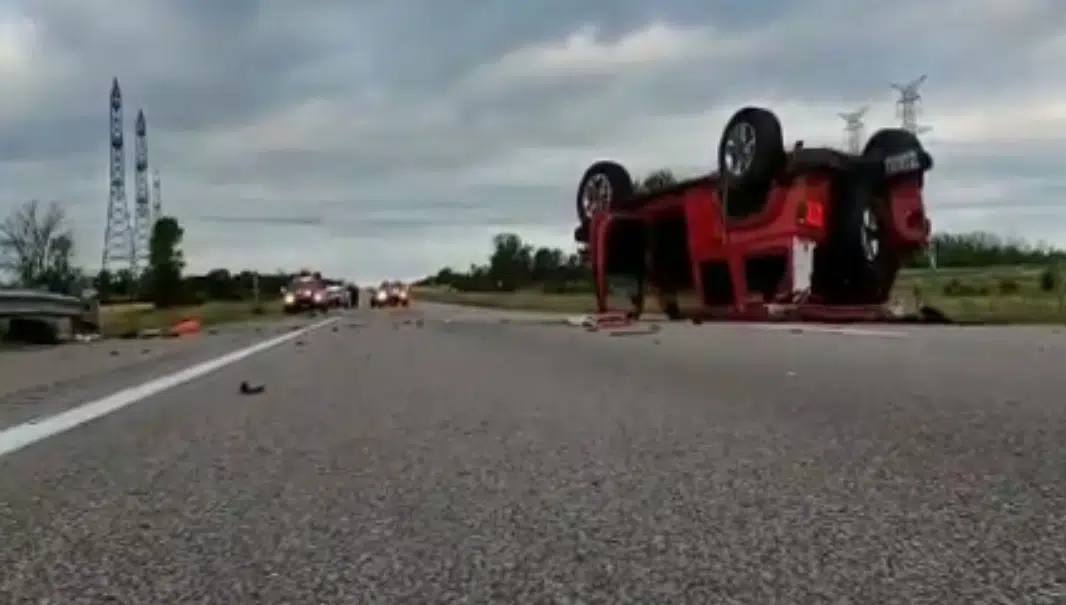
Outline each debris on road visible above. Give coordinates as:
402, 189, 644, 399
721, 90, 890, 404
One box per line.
606, 324, 662, 337
569, 312, 637, 333
239, 381, 265, 395
168, 318, 202, 338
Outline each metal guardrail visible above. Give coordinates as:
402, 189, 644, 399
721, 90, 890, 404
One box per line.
0, 289, 100, 330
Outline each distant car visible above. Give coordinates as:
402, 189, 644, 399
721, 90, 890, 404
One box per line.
323, 280, 351, 308
370, 280, 410, 308
282, 275, 330, 313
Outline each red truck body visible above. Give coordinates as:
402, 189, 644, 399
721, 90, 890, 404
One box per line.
573, 107, 933, 322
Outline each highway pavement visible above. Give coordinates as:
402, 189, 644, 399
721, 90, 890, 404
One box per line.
1, 305, 1064, 604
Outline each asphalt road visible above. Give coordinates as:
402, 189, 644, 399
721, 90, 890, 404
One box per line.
1, 306, 1064, 604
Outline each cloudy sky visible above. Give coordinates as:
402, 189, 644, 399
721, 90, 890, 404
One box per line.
2, 0, 1065, 282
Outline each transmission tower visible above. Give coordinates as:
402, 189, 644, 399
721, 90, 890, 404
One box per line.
152, 168, 163, 223
101, 78, 134, 274
838, 106, 868, 153
891, 75, 932, 135
131, 109, 153, 274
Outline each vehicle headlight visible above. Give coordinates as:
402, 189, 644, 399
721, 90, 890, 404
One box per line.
399, 291, 408, 299
313, 292, 324, 301
283, 294, 294, 304
376, 291, 387, 300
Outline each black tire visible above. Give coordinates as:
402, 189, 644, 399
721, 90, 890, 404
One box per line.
811, 127, 928, 304
576, 161, 634, 224
717, 107, 786, 191
817, 183, 898, 305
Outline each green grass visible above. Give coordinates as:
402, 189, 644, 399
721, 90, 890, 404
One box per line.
416, 265, 1066, 324
100, 299, 285, 336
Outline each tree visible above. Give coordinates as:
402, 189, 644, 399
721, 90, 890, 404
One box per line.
146, 217, 186, 307
0, 200, 82, 293
488, 233, 534, 291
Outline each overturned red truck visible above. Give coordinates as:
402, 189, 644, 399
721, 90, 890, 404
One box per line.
573, 106, 933, 322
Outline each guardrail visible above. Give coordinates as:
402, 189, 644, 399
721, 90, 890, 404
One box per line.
0, 289, 100, 331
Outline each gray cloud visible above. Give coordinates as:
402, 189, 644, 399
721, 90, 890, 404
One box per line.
2, 0, 1065, 281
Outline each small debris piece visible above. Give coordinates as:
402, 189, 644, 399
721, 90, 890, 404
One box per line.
607, 324, 661, 337
239, 381, 265, 395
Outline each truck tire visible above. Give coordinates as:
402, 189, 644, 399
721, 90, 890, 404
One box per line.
817, 182, 898, 305
717, 107, 786, 192
576, 160, 634, 224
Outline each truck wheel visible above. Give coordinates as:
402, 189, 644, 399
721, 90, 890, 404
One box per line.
820, 184, 898, 304
576, 161, 634, 224
717, 107, 786, 191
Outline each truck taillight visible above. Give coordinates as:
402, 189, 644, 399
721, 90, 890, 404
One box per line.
797, 198, 825, 229
889, 179, 929, 245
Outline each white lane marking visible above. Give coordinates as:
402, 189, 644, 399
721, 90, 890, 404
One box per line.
751, 324, 909, 338
0, 317, 339, 458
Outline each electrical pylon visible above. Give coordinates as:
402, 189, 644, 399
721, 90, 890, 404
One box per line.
152, 169, 163, 223
891, 75, 932, 135
838, 106, 868, 154
101, 78, 134, 274
132, 110, 152, 274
